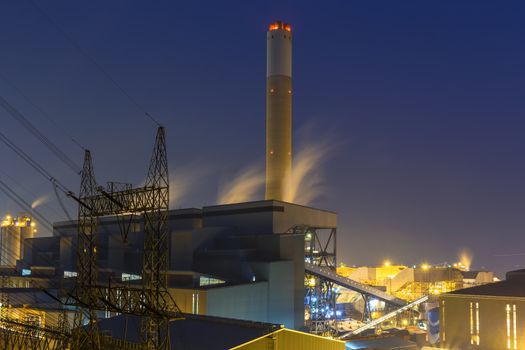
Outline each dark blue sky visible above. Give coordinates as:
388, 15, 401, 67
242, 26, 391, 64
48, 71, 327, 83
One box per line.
1, 1, 524, 276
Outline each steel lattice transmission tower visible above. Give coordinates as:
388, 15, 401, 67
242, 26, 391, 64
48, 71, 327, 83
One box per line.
71, 149, 102, 350
70, 127, 180, 350
141, 126, 171, 349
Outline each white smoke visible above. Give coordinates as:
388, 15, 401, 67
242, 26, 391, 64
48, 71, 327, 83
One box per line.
169, 161, 211, 208
216, 124, 339, 206
284, 125, 338, 205
217, 164, 265, 204
459, 249, 473, 271
31, 195, 49, 209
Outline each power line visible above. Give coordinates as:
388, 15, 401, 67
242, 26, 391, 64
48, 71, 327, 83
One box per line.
0, 179, 53, 233
0, 71, 86, 152
0, 167, 64, 219
0, 130, 71, 196
26, 0, 162, 127
0, 94, 81, 174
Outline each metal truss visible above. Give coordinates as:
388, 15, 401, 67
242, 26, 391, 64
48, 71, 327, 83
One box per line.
66, 284, 181, 319
70, 127, 180, 350
288, 225, 338, 335
71, 149, 102, 350
0, 317, 67, 350
0, 273, 8, 326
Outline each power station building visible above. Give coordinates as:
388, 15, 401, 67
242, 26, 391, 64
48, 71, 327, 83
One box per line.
0, 20, 351, 348
19, 200, 337, 330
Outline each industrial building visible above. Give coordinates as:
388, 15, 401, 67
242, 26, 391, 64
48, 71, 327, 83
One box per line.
14, 200, 336, 330
440, 269, 525, 350
0, 19, 449, 349
0, 213, 35, 266
337, 264, 495, 302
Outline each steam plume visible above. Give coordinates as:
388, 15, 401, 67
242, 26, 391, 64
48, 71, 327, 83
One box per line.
218, 164, 265, 204
31, 195, 49, 209
169, 162, 211, 208
459, 249, 473, 271
284, 125, 338, 205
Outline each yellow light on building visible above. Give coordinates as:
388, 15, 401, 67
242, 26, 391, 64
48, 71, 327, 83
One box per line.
384, 260, 391, 267
308, 277, 316, 287
421, 263, 430, 270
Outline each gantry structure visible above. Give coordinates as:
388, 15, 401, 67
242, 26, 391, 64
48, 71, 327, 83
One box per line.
296, 225, 407, 336
70, 126, 181, 350
0, 127, 181, 350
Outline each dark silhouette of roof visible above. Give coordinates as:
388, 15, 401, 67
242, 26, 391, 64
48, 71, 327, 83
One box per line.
96, 313, 280, 350
447, 269, 525, 298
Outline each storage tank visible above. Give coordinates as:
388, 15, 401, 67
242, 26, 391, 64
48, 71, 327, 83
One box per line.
0, 214, 35, 266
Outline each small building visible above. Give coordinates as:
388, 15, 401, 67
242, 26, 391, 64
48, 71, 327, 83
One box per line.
460, 270, 495, 289
96, 313, 345, 350
440, 269, 525, 349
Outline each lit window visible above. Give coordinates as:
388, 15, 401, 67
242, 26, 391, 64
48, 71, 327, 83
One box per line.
199, 276, 225, 286
470, 302, 474, 344
442, 300, 446, 342
507, 304, 511, 349
470, 302, 480, 346
507, 304, 518, 349
192, 293, 200, 314
475, 302, 480, 346
64, 271, 78, 278
122, 273, 141, 281
513, 305, 517, 350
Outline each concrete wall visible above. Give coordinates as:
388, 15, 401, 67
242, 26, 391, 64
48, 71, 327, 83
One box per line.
272, 202, 336, 233
441, 294, 525, 349
169, 288, 207, 315
207, 282, 269, 322
202, 200, 336, 235
22, 236, 60, 267
251, 260, 296, 328
170, 227, 229, 271
277, 234, 306, 329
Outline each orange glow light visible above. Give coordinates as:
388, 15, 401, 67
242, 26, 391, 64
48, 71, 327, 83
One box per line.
269, 21, 291, 32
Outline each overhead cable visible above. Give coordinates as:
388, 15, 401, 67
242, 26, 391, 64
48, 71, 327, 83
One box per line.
0, 71, 86, 152
26, 0, 162, 127
0, 94, 81, 174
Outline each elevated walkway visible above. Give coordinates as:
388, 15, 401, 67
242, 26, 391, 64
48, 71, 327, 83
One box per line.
339, 295, 429, 338
304, 263, 406, 306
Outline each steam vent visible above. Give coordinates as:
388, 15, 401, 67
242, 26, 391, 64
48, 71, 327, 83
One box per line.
265, 21, 292, 201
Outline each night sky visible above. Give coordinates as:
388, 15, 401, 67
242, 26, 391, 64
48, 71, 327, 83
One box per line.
1, 1, 524, 276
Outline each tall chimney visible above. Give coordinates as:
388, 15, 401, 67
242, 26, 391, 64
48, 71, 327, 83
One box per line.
265, 21, 292, 201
